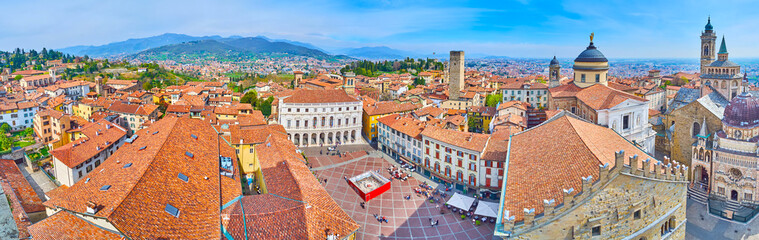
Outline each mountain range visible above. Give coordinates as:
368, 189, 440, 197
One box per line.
56, 33, 501, 60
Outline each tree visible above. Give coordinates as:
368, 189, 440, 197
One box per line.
143, 81, 153, 91
21, 127, 34, 138
0, 123, 11, 133
413, 77, 425, 86
0, 134, 10, 151
13, 75, 22, 81
241, 90, 258, 105
258, 96, 274, 116
485, 93, 503, 107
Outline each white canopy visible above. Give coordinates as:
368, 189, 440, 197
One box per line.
446, 193, 475, 210
474, 201, 500, 218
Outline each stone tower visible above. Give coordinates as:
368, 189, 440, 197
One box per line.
293, 71, 304, 89
548, 56, 561, 88
449, 51, 465, 100
700, 17, 717, 71
343, 72, 356, 94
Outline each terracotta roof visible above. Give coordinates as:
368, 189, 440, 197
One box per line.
363, 101, 420, 116
221, 126, 359, 239
41, 116, 241, 239
107, 101, 159, 116
548, 83, 583, 98
282, 89, 358, 104
174, 94, 207, 106
607, 81, 638, 92
377, 114, 439, 140
0, 159, 45, 213
481, 129, 511, 161
502, 112, 653, 222
51, 119, 127, 168
413, 106, 445, 118
13, 70, 46, 76
230, 124, 286, 145
28, 211, 123, 240
166, 104, 191, 113
421, 126, 489, 152
574, 84, 648, 110
497, 101, 528, 111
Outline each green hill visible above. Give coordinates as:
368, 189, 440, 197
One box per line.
131, 37, 348, 61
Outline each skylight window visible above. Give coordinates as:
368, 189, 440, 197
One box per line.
178, 173, 189, 182
191, 134, 198, 139
165, 204, 180, 217
139, 146, 147, 151
153, 131, 159, 135
123, 163, 133, 168
85, 178, 90, 183
100, 185, 111, 191
185, 151, 194, 158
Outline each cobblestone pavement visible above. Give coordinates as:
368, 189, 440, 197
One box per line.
686, 199, 759, 240
309, 148, 496, 240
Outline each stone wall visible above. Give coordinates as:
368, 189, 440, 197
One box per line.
501, 151, 688, 240
665, 101, 722, 178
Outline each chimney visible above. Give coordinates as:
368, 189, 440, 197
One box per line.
86, 201, 100, 214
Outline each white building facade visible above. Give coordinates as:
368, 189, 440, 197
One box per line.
278, 89, 363, 147
597, 99, 656, 154
0, 102, 39, 131
501, 83, 549, 108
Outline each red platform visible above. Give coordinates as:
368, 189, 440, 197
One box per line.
348, 171, 391, 201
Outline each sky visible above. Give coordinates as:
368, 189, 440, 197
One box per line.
2, 0, 759, 58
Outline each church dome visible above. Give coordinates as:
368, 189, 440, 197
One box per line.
705, 17, 713, 31
550, 56, 560, 66
723, 92, 759, 128
574, 42, 608, 63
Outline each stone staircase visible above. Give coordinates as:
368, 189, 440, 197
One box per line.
725, 200, 743, 212
687, 186, 708, 204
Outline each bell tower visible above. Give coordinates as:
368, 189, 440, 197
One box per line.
548, 56, 561, 88
700, 16, 717, 72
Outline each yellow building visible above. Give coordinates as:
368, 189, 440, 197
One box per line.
362, 100, 420, 142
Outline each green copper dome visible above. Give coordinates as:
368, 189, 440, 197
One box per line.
705, 17, 713, 31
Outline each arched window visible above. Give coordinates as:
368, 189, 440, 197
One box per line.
435, 162, 440, 173
698, 148, 704, 160
692, 122, 701, 137
721, 81, 727, 89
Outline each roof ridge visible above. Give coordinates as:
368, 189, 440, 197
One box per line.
107, 117, 182, 221
563, 116, 603, 166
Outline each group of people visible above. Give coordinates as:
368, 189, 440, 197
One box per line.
428, 218, 440, 227
387, 165, 410, 181
373, 214, 389, 223
414, 182, 435, 197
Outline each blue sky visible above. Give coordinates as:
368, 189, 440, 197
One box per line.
2, 0, 759, 58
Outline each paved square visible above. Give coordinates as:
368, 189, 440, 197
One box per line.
310, 151, 496, 240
